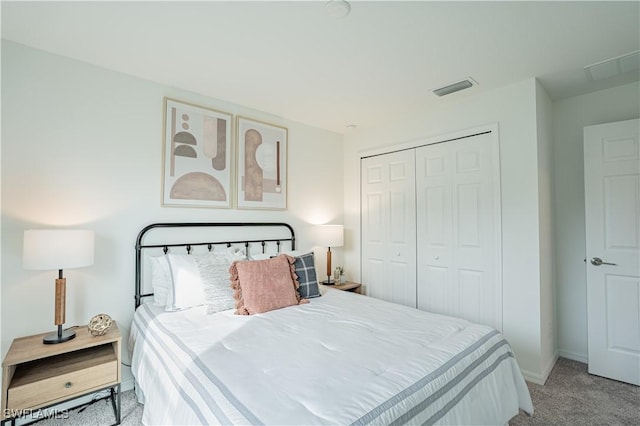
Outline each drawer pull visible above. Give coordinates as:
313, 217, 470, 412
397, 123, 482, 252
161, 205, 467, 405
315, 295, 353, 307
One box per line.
64, 382, 72, 389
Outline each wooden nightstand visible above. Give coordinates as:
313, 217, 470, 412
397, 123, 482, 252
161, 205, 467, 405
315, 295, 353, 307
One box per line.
324, 281, 362, 294
1, 323, 121, 425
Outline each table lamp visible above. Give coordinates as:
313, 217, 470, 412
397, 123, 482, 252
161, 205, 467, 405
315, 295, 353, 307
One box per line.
23, 229, 95, 344
316, 224, 343, 284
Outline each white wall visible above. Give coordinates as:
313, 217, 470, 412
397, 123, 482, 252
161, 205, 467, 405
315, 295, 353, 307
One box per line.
553, 81, 640, 362
344, 78, 552, 382
1, 41, 344, 386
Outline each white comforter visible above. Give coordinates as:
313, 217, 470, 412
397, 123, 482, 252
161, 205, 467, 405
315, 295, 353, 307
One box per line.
130, 287, 533, 425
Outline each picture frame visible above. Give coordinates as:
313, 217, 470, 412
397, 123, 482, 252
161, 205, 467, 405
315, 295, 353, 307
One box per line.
236, 116, 288, 210
162, 98, 233, 208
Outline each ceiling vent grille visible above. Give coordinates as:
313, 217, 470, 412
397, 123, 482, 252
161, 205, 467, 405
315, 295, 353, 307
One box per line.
585, 51, 640, 81
432, 78, 477, 97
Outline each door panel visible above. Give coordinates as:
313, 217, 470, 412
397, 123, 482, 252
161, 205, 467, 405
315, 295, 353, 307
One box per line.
361, 150, 417, 307
421, 266, 449, 315
604, 175, 638, 249
425, 187, 446, 246
605, 275, 640, 353
416, 132, 501, 330
459, 269, 482, 324
457, 183, 481, 248
584, 118, 640, 385
362, 184, 384, 300
416, 143, 453, 314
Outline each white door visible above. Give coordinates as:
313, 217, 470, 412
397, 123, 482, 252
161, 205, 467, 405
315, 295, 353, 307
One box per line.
415, 132, 502, 330
361, 150, 417, 307
584, 118, 640, 386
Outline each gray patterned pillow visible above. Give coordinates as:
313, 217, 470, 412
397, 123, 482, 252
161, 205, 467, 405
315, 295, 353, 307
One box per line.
292, 252, 321, 298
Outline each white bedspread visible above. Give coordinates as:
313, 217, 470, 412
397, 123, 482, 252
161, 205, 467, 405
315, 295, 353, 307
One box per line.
130, 288, 533, 425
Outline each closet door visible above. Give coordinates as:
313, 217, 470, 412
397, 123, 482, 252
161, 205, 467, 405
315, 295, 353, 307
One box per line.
361, 150, 417, 307
415, 132, 501, 330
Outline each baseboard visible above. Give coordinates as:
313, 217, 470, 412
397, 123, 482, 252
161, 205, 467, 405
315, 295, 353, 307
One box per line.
520, 351, 559, 385
521, 368, 546, 385
541, 351, 559, 383
557, 349, 588, 364
122, 377, 135, 392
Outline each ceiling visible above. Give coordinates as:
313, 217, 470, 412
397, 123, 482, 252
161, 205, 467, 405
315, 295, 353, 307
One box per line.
2, 1, 639, 134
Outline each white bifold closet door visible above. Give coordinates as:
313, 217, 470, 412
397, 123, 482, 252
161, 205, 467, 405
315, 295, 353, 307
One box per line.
415, 132, 501, 330
361, 149, 417, 308
361, 130, 501, 330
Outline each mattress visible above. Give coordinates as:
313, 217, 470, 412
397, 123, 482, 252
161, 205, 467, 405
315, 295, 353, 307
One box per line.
129, 287, 533, 425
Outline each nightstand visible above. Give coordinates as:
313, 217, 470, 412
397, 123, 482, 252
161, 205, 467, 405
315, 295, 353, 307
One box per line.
324, 281, 362, 294
1, 323, 121, 425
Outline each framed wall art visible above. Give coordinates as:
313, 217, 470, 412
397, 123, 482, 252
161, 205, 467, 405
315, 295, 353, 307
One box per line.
236, 117, 287, 210
162, 98, 233, 208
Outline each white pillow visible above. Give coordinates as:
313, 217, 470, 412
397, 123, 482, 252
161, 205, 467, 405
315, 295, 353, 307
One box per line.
226, 246, 248, 260
249, 249, 305, 260
165, 253, 206, 311
249, 253, 272, 260
150, 256, 172, 307
164, 248, 246, 312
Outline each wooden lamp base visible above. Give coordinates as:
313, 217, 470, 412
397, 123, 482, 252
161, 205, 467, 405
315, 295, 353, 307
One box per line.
322, 247, 335, 284
43, 272, 75, 344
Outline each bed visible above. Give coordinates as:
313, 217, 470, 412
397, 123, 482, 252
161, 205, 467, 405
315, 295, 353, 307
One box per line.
129, 222, 533, 425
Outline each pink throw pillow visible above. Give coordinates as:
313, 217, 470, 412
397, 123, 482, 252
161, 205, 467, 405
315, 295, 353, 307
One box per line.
230, 254, 308, 315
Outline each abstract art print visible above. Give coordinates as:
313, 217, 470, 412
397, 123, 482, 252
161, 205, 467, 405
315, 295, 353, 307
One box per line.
236, 117, 287, 210
162, 98, 233, 208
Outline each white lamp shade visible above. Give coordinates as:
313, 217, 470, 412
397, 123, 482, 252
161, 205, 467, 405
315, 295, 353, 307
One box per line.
316, 224, 344, 248
23, 229, 95, 270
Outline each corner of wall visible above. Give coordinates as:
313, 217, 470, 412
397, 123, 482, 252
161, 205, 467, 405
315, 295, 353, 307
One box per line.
521, 350, 559, 385
535, 79, 557, 369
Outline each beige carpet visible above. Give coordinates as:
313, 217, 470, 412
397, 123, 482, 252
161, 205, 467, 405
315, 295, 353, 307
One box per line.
510, 358, 640, 426
32, 357, 638, 425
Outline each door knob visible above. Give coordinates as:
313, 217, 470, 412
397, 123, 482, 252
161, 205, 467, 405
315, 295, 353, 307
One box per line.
590, 257, 617, 266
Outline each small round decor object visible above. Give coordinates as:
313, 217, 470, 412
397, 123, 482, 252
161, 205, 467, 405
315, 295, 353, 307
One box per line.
88, 314, 113, 336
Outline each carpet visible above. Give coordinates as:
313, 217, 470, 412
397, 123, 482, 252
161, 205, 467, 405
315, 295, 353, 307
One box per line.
510, 357, 639, 425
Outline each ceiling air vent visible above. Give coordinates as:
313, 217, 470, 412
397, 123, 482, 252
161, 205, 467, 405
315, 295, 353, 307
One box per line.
584, 51, 640, 81
433, 78, 477, 97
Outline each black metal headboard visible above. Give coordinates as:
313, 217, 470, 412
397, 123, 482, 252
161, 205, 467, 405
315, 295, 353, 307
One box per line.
135, 222, 295, 309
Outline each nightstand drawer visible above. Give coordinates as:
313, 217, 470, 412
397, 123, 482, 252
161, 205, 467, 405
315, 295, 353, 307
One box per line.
7, 344, 117, 410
